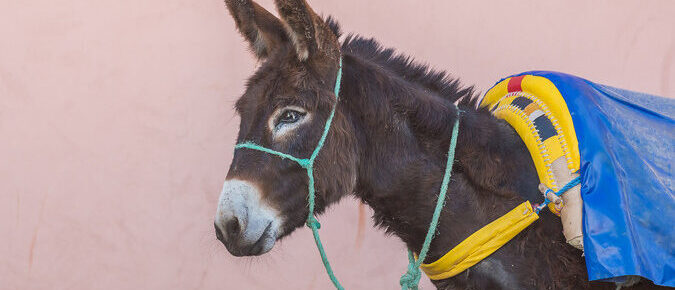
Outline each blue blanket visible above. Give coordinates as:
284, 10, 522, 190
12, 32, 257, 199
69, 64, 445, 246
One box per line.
505, 71, 675, 286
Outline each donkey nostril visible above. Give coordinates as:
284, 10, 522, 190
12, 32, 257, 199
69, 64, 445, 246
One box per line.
214, 222, 224, 241
226, 217, 241, 238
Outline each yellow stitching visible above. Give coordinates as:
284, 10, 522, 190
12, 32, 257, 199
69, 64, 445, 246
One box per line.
525, 95, 572, 172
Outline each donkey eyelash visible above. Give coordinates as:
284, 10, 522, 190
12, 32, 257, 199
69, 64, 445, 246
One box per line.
274, 109, 307, 128
268, 106, 310, 137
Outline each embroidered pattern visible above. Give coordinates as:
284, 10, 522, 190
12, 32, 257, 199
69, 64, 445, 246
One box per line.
489, 90, 576, 191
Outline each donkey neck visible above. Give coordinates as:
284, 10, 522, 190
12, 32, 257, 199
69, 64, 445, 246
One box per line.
338, 53, 541, 263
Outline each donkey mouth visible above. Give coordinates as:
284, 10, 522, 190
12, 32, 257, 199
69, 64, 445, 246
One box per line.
225, 221, 276, 257
247, 222, 276, 256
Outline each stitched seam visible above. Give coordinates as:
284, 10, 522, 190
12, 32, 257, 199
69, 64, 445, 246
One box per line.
503, 92, 575, 174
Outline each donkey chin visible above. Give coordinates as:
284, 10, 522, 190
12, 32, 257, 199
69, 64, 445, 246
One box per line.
214, 179, 282, 256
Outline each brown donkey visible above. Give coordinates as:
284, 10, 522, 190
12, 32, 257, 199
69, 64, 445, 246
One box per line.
214, 1, 662, 289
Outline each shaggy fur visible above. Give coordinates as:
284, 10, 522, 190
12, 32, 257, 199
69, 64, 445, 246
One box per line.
222, 1, 664, 289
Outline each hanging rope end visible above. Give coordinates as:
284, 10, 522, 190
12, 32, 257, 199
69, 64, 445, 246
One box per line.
399, 267, 421, 290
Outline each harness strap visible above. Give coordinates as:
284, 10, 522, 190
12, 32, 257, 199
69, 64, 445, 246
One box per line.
419, 177, 581, 281
420, 201, 539, 280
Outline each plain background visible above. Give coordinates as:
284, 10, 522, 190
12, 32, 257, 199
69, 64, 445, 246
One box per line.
1, 0, 673, 289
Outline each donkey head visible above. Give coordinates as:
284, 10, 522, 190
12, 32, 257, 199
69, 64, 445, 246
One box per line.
215, 0, 357, 257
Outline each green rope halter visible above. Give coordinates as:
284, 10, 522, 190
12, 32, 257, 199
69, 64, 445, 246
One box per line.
235, 57, 344, 290
234, 56, 461, 290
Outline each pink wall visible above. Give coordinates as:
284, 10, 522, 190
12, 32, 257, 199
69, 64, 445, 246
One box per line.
1, 0, 673, 289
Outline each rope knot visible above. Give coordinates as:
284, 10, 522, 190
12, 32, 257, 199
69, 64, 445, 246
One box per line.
297, 159, 311, 168
306, 216, 321, 229
399, 266, 421, 290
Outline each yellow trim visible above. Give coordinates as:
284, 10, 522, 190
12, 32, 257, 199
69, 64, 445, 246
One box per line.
420, 201, 539, 280
481, 78, 509, 107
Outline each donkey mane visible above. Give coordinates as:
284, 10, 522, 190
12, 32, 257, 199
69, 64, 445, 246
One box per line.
326, 17, 479, 108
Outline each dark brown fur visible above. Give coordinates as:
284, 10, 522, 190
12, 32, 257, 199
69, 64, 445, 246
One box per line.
222, 1, 664, 289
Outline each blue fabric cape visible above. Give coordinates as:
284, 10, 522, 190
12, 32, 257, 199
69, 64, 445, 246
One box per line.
492, 71, 674, 286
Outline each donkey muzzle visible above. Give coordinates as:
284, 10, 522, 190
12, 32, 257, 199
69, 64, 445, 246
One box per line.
215, 179, 280, 256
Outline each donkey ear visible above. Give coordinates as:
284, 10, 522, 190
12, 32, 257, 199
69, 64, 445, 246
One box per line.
225, 0, 288, 59
274, 0, 340, 62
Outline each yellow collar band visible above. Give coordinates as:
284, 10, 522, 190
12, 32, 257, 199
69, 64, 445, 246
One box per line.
420, 201, 539, 280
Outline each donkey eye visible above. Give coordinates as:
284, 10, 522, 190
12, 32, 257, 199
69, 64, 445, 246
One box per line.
276, 110, 305, 126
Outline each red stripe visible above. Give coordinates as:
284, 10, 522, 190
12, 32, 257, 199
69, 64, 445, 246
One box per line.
507, 75, 525, 92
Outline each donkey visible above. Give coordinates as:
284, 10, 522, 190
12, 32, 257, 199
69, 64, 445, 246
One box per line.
214, 1, 663, 289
